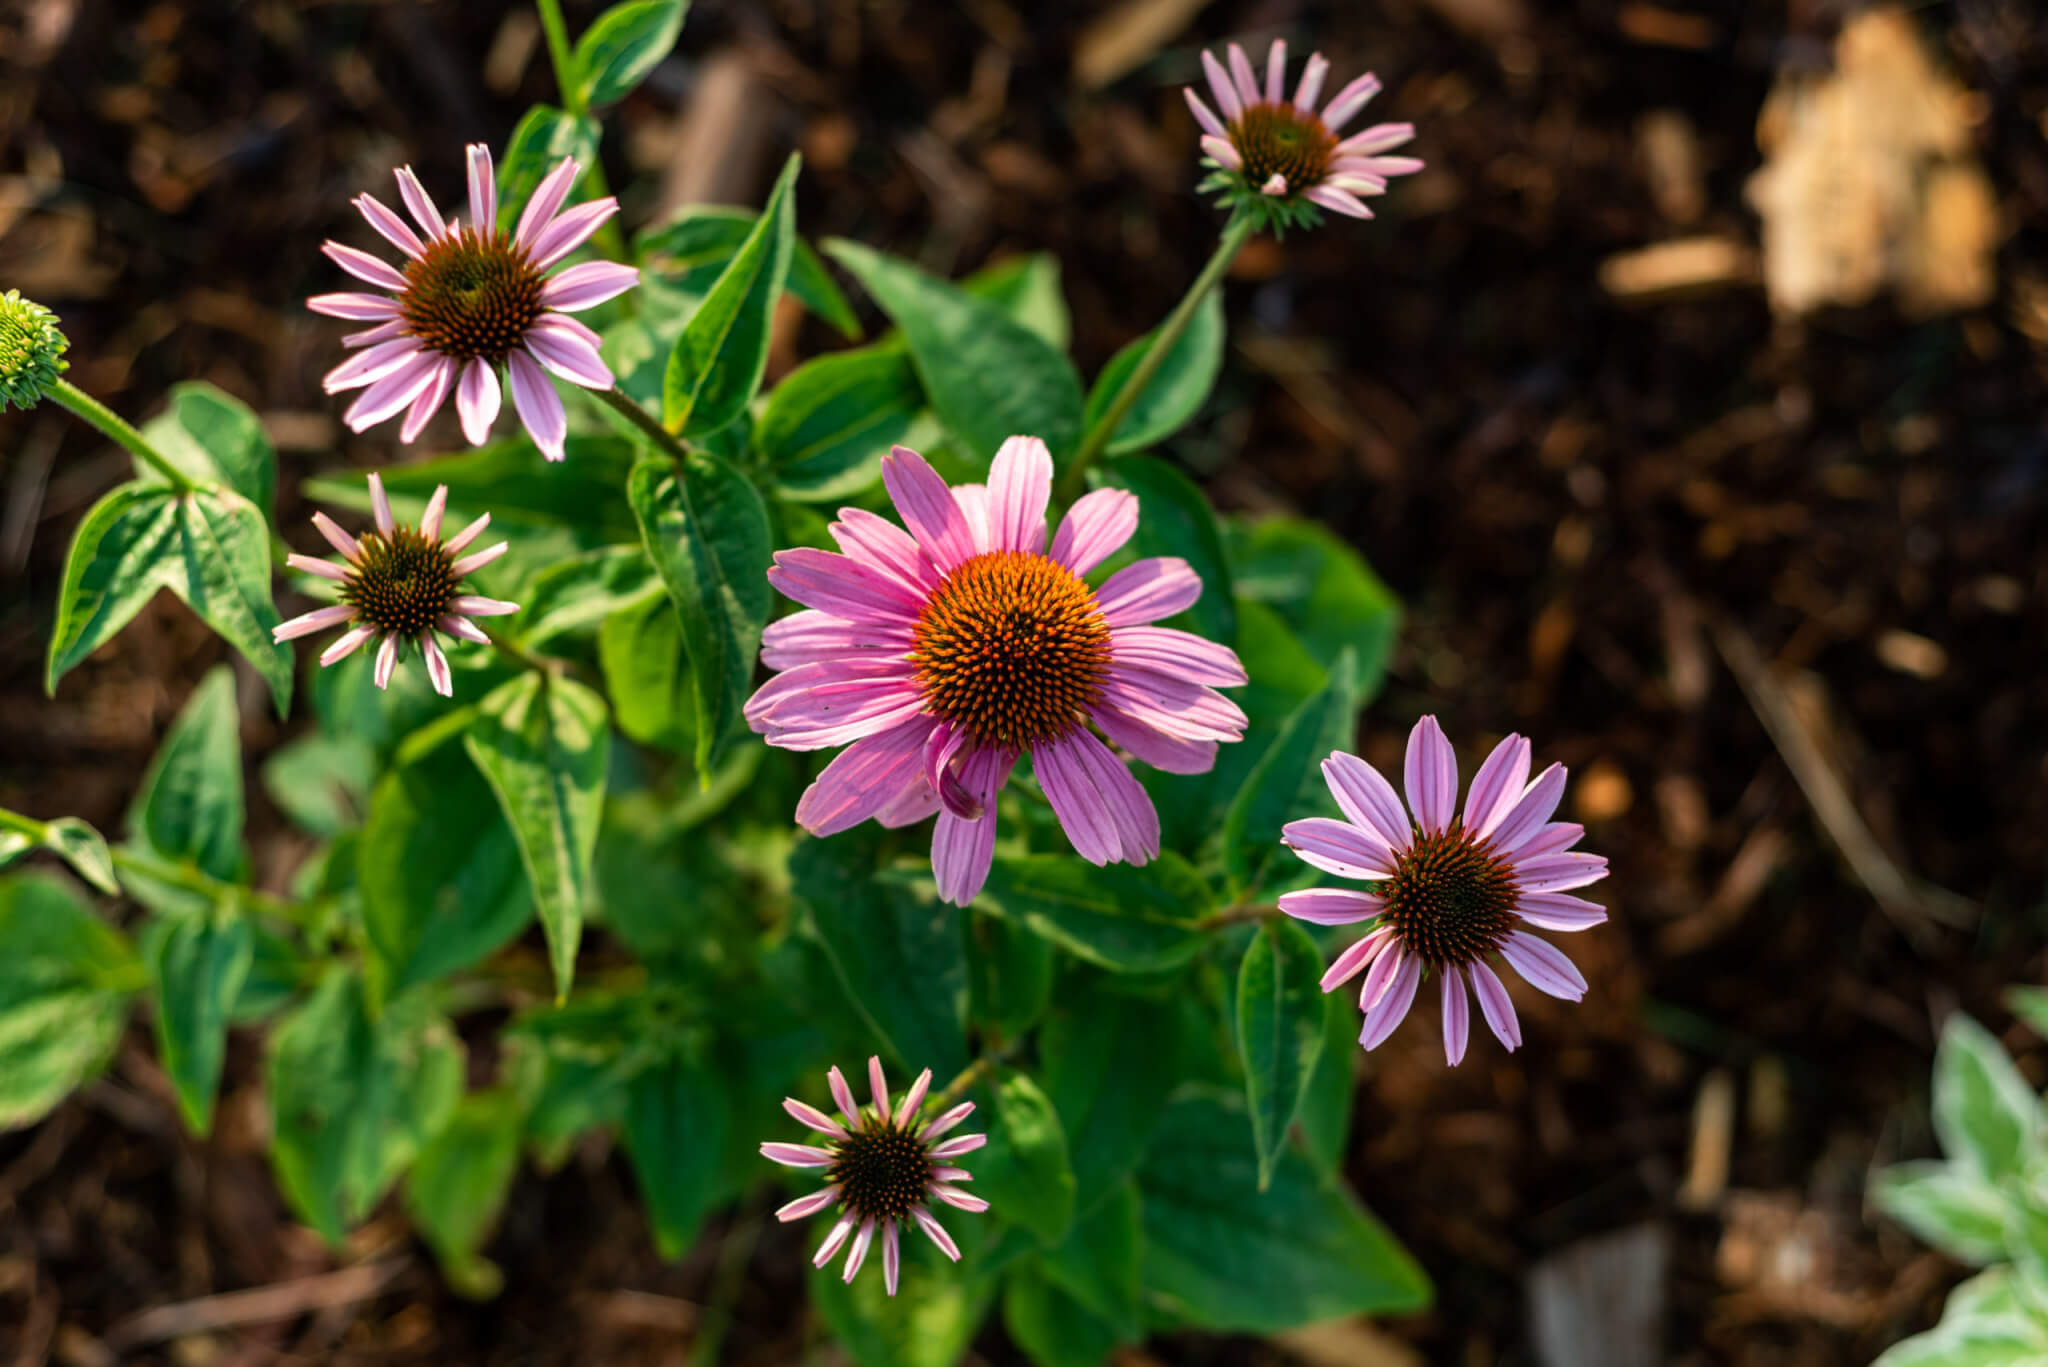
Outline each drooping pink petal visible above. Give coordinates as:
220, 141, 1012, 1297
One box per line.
515, 157, 583, 250
882, 446, 977, 573
842, 1218, 878, 1282
1359, 953, 1422, 1049
285, 553, 349, 583
322, 336, 425, 393
1515, 891, 1608, 932
1035, 729, 1158, 866
1487, 763, 1568, 855
1337, 123, 1417, 157
273, 603, 355, 641
399, 356, 457, 442
760, 1141, 835, 1168
419, 633, 453, 697
1184, 87, 1226, 137
320, 625, 376, 666
932, 747, 1015, 905
987, 436, 1052, 555
466, 143, 496, 236
1463, 734, 1532, 840
1281, 817, 1397, 881
1294, 52, 1330, 110
1320, 72, 1383, 133
307, 291, 402, 321
767, 547, 926, 621
352, 193, 425, 259
1095, 668, 1245, 743
783, 1098, 849, 1138
911, 1207, 961, 1261
1278, 887, 1385, 926
1049, 487, 1138, 574
1442, 969, 1471, 1065
343, 353, 441, 431
437, 614, 490, 645
814, 1215, 856, 1266
931, 1185, 988, 1213
1320, 752, 1413, 853
1500, 932, 1587, 1000
1320, 926, 1394, 992
523, 322, 614, 389
793, 718, 933, 837
1402, 715, 1458, 836
920, 1100, 975, 1141
372, 635, 399, 690
882, 1220, 901, 1297
1095, 557, 1200, 627
1264, 39, 1286, 103
1201, 49, 1243, 122
1202, 135, 1244, 172
829, 1066, 862, 1128
455, 359, 500, 446
505, 349, 567, 461
321, 240, 409, 292
538, 258, 642, 311
1226, 43, 1259, 107
1358, 942, 1407, 1012
1305, 185, 1374, 218
777, 1188, 840, 1222
1110, 626, 1247, 686
1469, 962, 1521, 1051
1091, 702, 1217, 775
394, 165, 447, 239
529, 199, 621, 271
923, 722, 978, 820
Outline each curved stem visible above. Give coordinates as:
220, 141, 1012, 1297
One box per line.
110, 845, 323, 928
49, 379, 198, 493
533, 0, 630, 264
930, 1036, 1026, 1112
1055, 210, 1254, 502
596, 384, 693, 463
1195, 901, 1279, 931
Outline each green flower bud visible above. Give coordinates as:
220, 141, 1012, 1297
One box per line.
0, 289, 69, 410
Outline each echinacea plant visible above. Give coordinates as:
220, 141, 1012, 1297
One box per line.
2, 5, 1529, 1362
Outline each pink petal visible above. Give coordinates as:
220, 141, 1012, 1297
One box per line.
829, 508, 941, 597
881, 446, 977, 573
273, 603, 355, 641
868, 1056, 891, 1117
1184, 88, 1226, 138
343, 353, 440, 431
1345, 154, 1424, 179
1294, 52, 1329, 110
767, 547, 925, 621
1035, 730, 1157, 867
394, 165, 447, 239
321, 240, 408, 292
1487, 763, 1568, 855
449, 594, 520, 617
793, 719, 934, 836
1264, 39, 1286, 103
783, 1098, 848, 1138
1095, 557, 1200, 627
1442, 970, 1470, 1066
322, 337, 425, 394
1281, 817, 1397, 881
515, 157, 582, 251
444, 513, 492, 557
829, 1067, 861, 1128
285, 552, 348, 583
931, 748, 1015, 906
911, 1207, 961, 1261
759, 610, 913, 670
420, 633, 452, 697
920, 1100, 975, 1141
893, 1069, 933, 1129
1201, 49, 1243, 122
1402, 715, 1458, 836
1359, 953, 1421, 1050
523, 324, 613, 390
529, 199, 621, 271
986, 435, 1052, 555
1049, 487, 1138, 574
1304, 186, 1375, 219
1337, 123, 1417, 157
749, 672, 926, 752
398, 356, 457, 443
505, 349, 567, 461
923, 722, 978, 820
1513, 852, 1610, 893
450, 541, 508, 577
814, 1215, 856, 1266
1515, 892, 1608, 932
1110, 626, 1247, 686
930, 1133, 986, 1160
436, 614, 490, 645
1091, 703, 1217, 775
842, 1218, 877, 1281
466, 143, 496, 236
1321, 752, 1412, 853
1463, 734, 1532, 841
539, 259, 642, 311
1320, 73, 1383, 133
351, 193, 425, 259
931, 1185, 988, 1213
454, 359, 501, 447
1358, 941, 1407, 1012
1319, 926, 1394, 992
882, 1220, 901, 1298
1500, 932, 1587, 1001
1201, 135, 1244, 172
420, 486, 449, 541
1096, 668, 1245, 743
307, 291, 401, 321
776, 1188, 840, 1222
373, 635, 399, 690
1226, 43, 1259, 107
368, 472, 394, 535
1278, 887, 1385, 926
760, 1142, 836, 1168
1516, 821, 1586, 860
319, 625, 376, 666
311, 511, 360, 560
1469, 962, 1521, 1051
1260, 173, 1289, 196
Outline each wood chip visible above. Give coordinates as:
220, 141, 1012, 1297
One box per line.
1527, 1224, 1670, 1367
1874, 629, 1948, 679
1276, 1319, 1424, 1367
1677, 1068, 1736, 1212
1636, 110, 1705, 224
1599, 237, 1756, 301
1072, 0, 1213, 91
1574, 760, 1635, 822
102, 1260, 408, 1352
1617, 5, 1717, 49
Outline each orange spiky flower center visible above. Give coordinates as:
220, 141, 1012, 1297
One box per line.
1379, 822, 1521, 967
1228, 102, 1338, 191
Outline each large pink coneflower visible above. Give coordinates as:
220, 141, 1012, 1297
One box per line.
1279, 718, 1610, 1065
309, 143, 639, 461
744, 436, 1248, 906
763, 1057, 987, 1296
1185, 40, 1422, 226
273, 472, 518, 697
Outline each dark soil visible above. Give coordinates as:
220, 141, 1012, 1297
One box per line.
3, 0, 2046, 1363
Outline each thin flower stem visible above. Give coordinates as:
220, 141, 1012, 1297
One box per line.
109, 845, 322, 928
596, 384, 694, 463
481, 624, 576, 682
930, 1036, 1026, 1112
533, 0, 631, 264
49, 379, 198, 493
1054, 210, 1255, 503
1195, 902, 1279, 931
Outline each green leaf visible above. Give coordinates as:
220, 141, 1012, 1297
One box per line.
1138, 1089, 1429, 1331
229, 921, 308, 1025
1040, 1177, 1143, 1342
359, 715, 530, 996
261, 733, 375, 838
1296, 989, 1358, 1181
572, 0, 686, 108
2009, 988, 2048, 1043
977, 853, 1213, 974
306, 435, 640, 549
962, 252, 1070, 349
1227, 518, 1400, 701
1874, 1318, 2048, 1367
0, 873, 142, 1130
1235, 919, 1328, 1189
266, 970, 465, 1244
1083, 290, 1224, 456
463, 673, 610, 1001
139, 382, 276, 521
793, 835, 967, 1076
405, 1086, 528, 1298
622, 1053, 730, 1259
47, 482, 292, 713
637, 206, 859, 338
497, 105, 600, 227
756, 345, 921, 502
1935, 1014, 2044, 1183
811, 1238, 994, 1367
973, 1070, 1076, 1247
128, 664, 244, 881
825, 239, 1084, 464
0, 810, 120, 896
1221, 648, 1358, 895
1041, 984, 1192, 1217
1102, 455, 1236, 645
596, 592, 695, 753
664, 154, 799, 435
1874, 1160, 2011, 1265
514, 545, 661, 648
1003, 1264, 1121, 1367
967, 911, 1055, 1038
145, 907, 253, 1136
626, 451, 773, 772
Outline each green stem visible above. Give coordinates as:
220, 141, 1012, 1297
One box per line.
930, 1036, 1026, 1111
596, 384, 692, 463
49, 379, 198, 493
533, 0, 630, 263
110, 845, 322, 928
1195, 902, 1278, 931
1055, 211, 1254, 502
481, 624, 562, 677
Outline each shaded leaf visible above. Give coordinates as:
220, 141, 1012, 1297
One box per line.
406, 1086, 529, 1298
128, 664, 244, 881
977, 853, 1212, 974
1221, 648, 1358, 895
1235, 918, 1328, 1188
572, 0, 687, 108
145, 907, 253, 1136
0, 873, 143, 1130
756, 345, 921, 502
622, 1053, 730, 1259
664, 155, 799, 436
497, 105, 600, 227
1102, 454, 1236, 645
1082, 289, 1224, 456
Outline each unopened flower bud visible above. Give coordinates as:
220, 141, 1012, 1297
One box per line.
0, 290, 69, 411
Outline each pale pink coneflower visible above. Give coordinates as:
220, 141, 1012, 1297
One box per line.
272, 473, 519, 697
1185, 39, 1423, 225
1279, 717, 1611, 1065
743, 436, 1249, 906
763, 1057, 987, 1296
309, 143, 640, 461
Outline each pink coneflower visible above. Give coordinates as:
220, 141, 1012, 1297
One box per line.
1279, 718, 1610, 1065
273, 472, 518, 697
309, 143, 639, 461
1185, 40, 1422, 225
763, 1057, 987, 1296
744, 436, 1248, 906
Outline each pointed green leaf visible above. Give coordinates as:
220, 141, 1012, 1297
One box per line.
128, 665, 244, 881
1221, 648, 1358, 895
261, 732, 375, 838
972, 1070, 1075, 1247
1103, 454, 1237, 645
514, 545, 661, 648
463, 672, 610, 1000
622, 1053, 730, 1259
1041, 983, 1195, 1217
596, 592, 695, 753
825, 239, 1084, 463
145, 906, 254, 1136
977, 853, 1213, 974
962, 252, 1070, 349
1226, 517, 1400, 700
0, 873, 142, 1130
663, 154, 799, 435
1935, 1014, 2044, 1183
139, 381, 276, 521
1083, 288, 1224, 456
1874, 1160, 2012, 1265
1040, 1177, 1143, 1342
572, 0, 687, 109
405, 1086, 529, 1298
0, 810, 119, 896
626, 450, 772, 772
1235, 918, 1328, 1188
1296, 987, 1359, 1181
967, 910, 1055, 1038
756, 344, 921, 502
636, 205, 860, 338
1002, 1264, 1122, 1367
